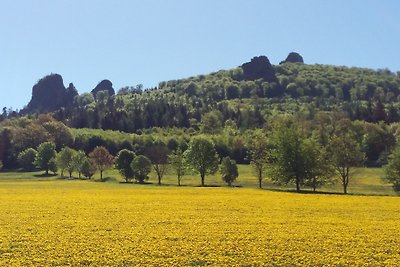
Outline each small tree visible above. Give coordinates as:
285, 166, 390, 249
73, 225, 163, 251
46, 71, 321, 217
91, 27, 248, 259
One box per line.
184, 136, 219, 187
89, 146, 114, 181
248, 132, 269, 189
270, 126, 305, 192
146, 142, 170, 185
384, 145, 400, 192
302, 139, 334, 192
115, 149, 135, 183
35, 142, 57, 175
81, 158, 96, 179
220, 156, 238, 186
57, 147, 76, 178
72, 151, 87, 179
329, 134, 365, 194
49, 159, 58, 175
169, 147, 186, 186
131, 155, 152, 183
17, 148, 37, 171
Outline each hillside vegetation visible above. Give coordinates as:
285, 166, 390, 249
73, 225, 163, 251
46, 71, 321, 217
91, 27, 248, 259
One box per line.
2, 53, 400, 193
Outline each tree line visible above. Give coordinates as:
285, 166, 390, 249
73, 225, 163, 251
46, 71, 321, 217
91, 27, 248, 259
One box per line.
4, 117, 400, 194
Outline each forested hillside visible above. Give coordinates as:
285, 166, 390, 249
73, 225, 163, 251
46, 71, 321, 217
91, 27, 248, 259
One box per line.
1, 53, 400, 190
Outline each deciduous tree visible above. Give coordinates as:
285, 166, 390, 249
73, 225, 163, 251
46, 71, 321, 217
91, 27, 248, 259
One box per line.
89, 146, 114, 181
17, 148, 37, 171
115, 149, 135, 183
35, 142, 57, 175
220, 156, 238, 186
184, 136, 219, 186
131, 155, 151, 183
169, 147, 186, 186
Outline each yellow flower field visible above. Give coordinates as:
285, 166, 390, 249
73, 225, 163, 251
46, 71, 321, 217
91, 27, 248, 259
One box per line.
0, 180, 399, 266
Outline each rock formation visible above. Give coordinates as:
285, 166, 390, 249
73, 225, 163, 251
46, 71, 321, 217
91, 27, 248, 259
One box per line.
91, 80, 115, 97
280, 52, 304, 64
241, 56, 277, 82
26, 74, 78, 113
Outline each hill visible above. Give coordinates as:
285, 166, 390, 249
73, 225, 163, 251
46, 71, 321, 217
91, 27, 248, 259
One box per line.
11, 52, 400, 132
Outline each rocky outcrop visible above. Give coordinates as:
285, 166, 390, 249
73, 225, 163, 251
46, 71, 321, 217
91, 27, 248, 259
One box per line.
241, 56, 277, 82
26, 74, 78, 113
280, 52, 304, 64
91, 80, 115, 97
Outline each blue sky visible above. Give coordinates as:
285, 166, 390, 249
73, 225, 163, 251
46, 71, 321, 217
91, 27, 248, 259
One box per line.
1, 0, 400, 110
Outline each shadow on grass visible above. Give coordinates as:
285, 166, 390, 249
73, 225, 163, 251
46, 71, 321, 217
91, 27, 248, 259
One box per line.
33, 173, 58, 178
261, 187, 395, 197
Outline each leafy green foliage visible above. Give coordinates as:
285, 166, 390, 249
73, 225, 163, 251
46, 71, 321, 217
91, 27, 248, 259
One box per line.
81, 158, 96, 179
329, 134, 365, 194
384, 146, 400, 192
131, 155, 151, 183
220, 156, 238, 186
57, 147, 76, 177
184, 136, 219, 186
71, 150, 87, 179
35, 142, 57, 175
17, 148, 37, 171
169, 147, 186, 186
248, 131, 269, 189
115, 149, 135, 183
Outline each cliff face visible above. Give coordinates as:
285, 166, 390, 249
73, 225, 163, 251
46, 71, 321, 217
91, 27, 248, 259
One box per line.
241, 56, 277, 82
26, 74, 78, 113
91, 80, 115, 97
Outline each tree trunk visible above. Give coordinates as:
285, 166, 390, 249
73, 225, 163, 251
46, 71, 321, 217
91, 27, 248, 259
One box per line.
69, 171, 72, 178
100, 170, 103, 181
78, 172, 81, 179
45, 168, 49, 175
178, 175, 181, 186
201, 174, 205, 187
158, 175, 161, 185
296, 179, 300, 192
258, 177, 262, 189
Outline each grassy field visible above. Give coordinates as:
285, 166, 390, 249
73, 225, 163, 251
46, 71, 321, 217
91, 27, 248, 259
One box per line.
1, 165, 392, 195
0, 166, 399, 266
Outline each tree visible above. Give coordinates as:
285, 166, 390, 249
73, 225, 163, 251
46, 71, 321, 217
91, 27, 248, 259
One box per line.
0, 161, 3, 171
17, 148, 37, 171
146, 142, 170, 185
57, 147, 76, 178
302, 139, 334, 192
270, 126, 305, 192
329, 134, 365, 194
131, 155, 151, 183
220, 156, 238, 186
81, 158, 96, 179
200, 111, 223, 134
184, 136, 219, 186
42, 121, 74, 150
89, 146, 114, 181
115, 149, 135, 183
169, 147, 186, 186
35, 142, 57, 175
248, 132, 269, 189
384, 145, 400, 192
72, 150, 87, 179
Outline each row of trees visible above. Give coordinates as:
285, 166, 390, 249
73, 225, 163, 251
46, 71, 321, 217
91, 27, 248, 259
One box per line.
15, 137, 240, 187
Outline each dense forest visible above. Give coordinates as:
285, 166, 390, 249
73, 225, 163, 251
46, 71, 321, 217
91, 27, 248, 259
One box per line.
2, 53, 400, 191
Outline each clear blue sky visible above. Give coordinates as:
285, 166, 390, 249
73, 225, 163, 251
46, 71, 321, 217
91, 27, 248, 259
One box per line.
1, 0, 400, 110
